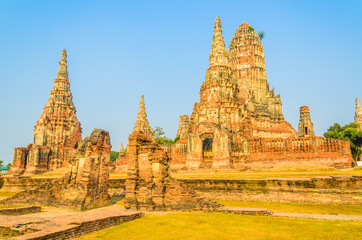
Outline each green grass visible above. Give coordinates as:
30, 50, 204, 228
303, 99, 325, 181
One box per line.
0, 204, 22, 209
0, 191, 18, 198
218, 200, 362, 215
75, 212, 362, 240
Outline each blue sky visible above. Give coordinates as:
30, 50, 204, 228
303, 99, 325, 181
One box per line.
0, 0, 361, 164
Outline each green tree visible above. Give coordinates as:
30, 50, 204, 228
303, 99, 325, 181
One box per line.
258, 31, 265, 40
110, 151, 120, 162
324, 122, 362, 160
152, 126, 179, 146
0, 160, 3, 168
6, 163, 12, 168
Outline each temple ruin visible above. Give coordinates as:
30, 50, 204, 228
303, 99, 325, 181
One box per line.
167, 17, 353, 170
113, 17, 354, 171
10, 49, 82, 175
124, 96, 222, 211
3, 129, 112, 211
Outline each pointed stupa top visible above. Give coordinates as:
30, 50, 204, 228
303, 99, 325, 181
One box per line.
119, 142, 124, 152
355, 98, 362, 129
56, 49, 69, 80
132, 95, 153, 138
209, 16, 228, 68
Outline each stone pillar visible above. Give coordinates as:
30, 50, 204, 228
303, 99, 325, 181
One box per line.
298, 106, 315, 137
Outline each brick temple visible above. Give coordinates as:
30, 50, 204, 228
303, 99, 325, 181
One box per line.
164, 17, 354, 170
10, 49, 83, 174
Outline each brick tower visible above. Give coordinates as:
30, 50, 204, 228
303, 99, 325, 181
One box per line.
11, 49, 83, 174
355, 98, 362, 129
186, 17, 248, 169
228, 22, 283, 120
298, 106, 315, 137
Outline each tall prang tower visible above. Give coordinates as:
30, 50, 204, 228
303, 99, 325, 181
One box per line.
33, 49, 82, 150
355, 98, 362, 129
228, 23, 283, 120
186, 17, 248, 169
31, 49, 83, 169
11, 49, 83, 174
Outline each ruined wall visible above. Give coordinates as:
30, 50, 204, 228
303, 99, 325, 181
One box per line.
249, 118, 298, 139
2, 129, 112, 211
247, 137, 353, 169
124, 130, 222, 211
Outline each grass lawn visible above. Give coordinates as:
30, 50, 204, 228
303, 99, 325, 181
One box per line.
0, 204, 21, 209
0, 191, 18, 198
75, 212, 362, 240
218, 200, 362, 215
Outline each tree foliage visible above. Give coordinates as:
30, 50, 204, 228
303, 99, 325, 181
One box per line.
110, 151, 120, 162
324, 122, 362, 160
0, 160, 3, 168
258, 31, 265, 40
152, 126, 179, 146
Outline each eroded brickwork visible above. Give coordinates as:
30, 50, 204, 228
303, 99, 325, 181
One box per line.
185, 17, 249, 170
132, 95, 153, 139
10, 49, 82, 175
228, 22, 283, 121
298, 106, 315, 137
177, 115, 190, 139
115, 142, 127, 172
3, 129, 112, 211
124, 97, 222, 211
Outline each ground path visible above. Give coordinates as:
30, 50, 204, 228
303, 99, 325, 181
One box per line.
0, 205, 141, 240
274, 212, 362, 220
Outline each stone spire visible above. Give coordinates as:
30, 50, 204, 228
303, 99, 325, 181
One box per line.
298, 106, 315, 137
177, 115, 190, 139
355, 98, 362, 129
119, 142, 124, 152
132, 95, 153, 138
228, 22, 284, 121
209, 16, 228, 68
56, 49, 69, 80
25, 49, 83, 172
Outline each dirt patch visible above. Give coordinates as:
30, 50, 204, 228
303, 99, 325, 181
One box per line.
0, 226, 37, 239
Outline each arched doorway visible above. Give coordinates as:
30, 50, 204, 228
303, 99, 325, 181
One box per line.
201, 136, 213, 168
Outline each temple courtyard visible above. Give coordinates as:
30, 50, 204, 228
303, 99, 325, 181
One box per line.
0, 166, 361, 239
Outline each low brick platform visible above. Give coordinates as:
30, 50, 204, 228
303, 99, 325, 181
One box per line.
0, 205, 142, 240
0, 206, 41, 215
221, 207, 273, 216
